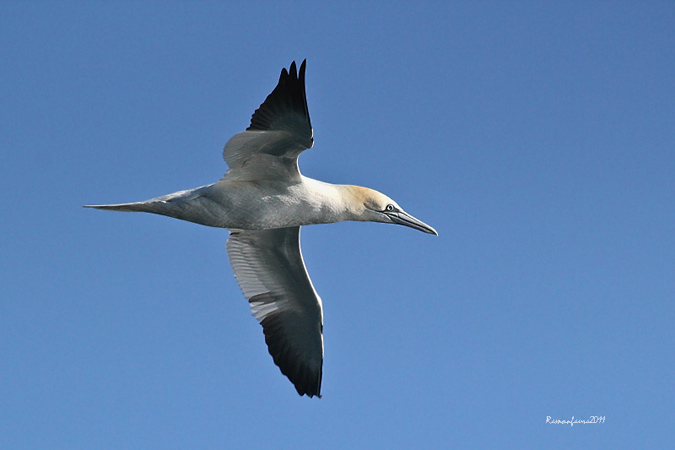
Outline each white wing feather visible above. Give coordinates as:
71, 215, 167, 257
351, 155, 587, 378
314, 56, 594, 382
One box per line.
226, 227, 323, 398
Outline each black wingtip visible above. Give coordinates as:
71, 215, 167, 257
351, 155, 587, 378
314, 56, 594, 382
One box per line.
284, 60, 304, 82
246, 60, 313, 138
293, 366, 322, 398
278, 60, 303, 85
279, 67, 288, 82
299, 59, 307, 83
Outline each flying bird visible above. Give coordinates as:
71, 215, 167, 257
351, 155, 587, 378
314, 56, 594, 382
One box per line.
86, 60, 437, 398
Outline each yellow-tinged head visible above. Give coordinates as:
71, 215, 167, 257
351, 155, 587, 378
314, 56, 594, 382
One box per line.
343, 185, 438, 235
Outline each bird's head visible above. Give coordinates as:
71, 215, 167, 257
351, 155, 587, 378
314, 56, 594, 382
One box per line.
345, 186, 438, 235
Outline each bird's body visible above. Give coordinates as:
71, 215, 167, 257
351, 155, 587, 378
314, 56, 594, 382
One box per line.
95, 177, 374, 230
87, 61, 436, 398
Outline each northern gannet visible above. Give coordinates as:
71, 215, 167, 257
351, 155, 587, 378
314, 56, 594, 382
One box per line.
86, 61, 437, 398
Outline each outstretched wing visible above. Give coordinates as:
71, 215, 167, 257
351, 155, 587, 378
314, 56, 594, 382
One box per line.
222, 60, 314, 182
226, 227, 323, 398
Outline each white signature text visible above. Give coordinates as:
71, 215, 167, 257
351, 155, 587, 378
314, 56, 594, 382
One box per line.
546, 416, 605, 426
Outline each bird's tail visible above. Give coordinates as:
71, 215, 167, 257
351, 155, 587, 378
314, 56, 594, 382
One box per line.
83, 202, 156, 213
83, 185, 208, 214
83, 184, 225, 228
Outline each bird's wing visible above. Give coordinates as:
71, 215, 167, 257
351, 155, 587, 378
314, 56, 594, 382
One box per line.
226, 227, 323, 398
222, 60, 313, 182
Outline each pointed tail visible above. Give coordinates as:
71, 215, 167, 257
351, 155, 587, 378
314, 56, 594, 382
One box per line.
83, 184, 225, 228
83, 202, 156, 213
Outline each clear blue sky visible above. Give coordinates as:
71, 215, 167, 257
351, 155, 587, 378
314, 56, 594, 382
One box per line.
1, 2, 673, 448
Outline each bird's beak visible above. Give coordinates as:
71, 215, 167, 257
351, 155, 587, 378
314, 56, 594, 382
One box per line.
387, 211, 438, 235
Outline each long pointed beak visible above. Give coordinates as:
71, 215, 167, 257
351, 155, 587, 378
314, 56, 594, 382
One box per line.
387, 211, 438, 235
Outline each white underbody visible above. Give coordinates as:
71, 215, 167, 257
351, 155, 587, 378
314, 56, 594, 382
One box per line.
115, 176, 359, 231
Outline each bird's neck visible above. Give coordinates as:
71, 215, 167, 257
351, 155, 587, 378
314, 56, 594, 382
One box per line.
300, 178, 368, 223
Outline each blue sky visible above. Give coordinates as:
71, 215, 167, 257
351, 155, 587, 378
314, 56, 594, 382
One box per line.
1, 1, 673, 448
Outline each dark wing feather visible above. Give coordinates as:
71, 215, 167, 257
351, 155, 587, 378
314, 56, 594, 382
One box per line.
222, 60, 314, 181
247, 60, 313, 142
226, 227, 323, 398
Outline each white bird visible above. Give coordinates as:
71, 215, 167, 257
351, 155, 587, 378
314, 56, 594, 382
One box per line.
86, 60, 437, 398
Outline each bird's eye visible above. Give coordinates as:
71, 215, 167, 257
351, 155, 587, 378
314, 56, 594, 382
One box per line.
385, 204, 395, 212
